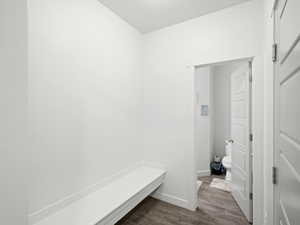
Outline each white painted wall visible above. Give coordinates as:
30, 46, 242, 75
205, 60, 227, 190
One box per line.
194, 67, 212, 174
28, 0, 143, 217
142, 1, 264, 224
0, 1, 270, 224
0, 1, 28, 224
209, 67, 215, 163
211, 65, 230, 158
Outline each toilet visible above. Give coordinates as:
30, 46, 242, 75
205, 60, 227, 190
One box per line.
222, 140, 233, 181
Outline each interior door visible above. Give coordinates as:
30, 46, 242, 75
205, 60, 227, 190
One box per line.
274, 0, 300, 224
230, 62, 252, 222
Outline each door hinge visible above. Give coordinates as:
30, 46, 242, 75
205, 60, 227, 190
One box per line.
249, 134, 253, 142
272, 166, 278, 185
249, 192, 253, 200
272, 43, 278, 62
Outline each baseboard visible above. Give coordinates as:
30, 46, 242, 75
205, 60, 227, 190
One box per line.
151, 191, 190, 210
197, 170, 211, 177
28, 161, 145, 225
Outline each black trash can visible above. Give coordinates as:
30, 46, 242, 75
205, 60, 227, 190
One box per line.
210, 161, 225, 175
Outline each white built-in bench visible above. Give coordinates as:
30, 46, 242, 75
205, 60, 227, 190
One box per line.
33, 166, 166, 225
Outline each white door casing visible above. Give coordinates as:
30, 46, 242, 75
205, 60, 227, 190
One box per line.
274, 0, 300, 225
230, 62, 253, 222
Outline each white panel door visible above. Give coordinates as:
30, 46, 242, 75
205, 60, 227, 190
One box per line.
230, 62, 252, 222
274, 0, 300, 224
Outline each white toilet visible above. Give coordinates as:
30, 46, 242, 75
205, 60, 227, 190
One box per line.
222, 140, 233, 181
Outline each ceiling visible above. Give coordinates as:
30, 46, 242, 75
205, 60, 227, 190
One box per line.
98, 0, 250, 33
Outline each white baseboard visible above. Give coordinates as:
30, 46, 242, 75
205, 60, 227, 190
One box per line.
197, 170, 210, 177
28, 162, 145, 225
151, 191, 190, 210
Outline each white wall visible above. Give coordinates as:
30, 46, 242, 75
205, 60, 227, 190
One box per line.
194, 67, 212, 174
209, 67, 215, 163
211, 62, 242, 158
0, 1, 28, 224
0, 1, 272, 224
142, 1, 264, 224
28, 0, 143, 219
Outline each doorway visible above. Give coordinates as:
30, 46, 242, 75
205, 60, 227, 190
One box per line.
193, 58, 253, 224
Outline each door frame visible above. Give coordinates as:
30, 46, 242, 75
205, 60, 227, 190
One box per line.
262, 0, 279, 224
271, 0, 279, 224
191, 56, 254, 221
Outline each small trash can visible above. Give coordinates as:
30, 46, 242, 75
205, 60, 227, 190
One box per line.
210, 161, 225, 175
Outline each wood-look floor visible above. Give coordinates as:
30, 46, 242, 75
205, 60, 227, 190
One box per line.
116, 176, 249, 225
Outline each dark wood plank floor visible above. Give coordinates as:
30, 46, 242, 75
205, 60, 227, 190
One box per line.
116, 176, 249, 225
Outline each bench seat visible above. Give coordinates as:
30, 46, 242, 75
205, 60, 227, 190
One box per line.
34, 166, 166, 225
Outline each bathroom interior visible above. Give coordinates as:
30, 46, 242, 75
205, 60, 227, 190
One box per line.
194, 59, 252, 223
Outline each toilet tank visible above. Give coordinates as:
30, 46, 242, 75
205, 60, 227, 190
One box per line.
225, 140, 233, 156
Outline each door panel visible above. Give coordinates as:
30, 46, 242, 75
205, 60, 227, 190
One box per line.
232, 147, 246, 172
277, 0, 287, 16
230, 62, 252, 222
279, 43, 300, 84
279, 0, 300, 62
232, 123, 247, 146
279, 202, 289, 225
274, 0, 300, 224
232, 100, 247, 119
231, 74, 247, 93
232, 168, 247, 197
279, 152, 300, 225
280, 134, 300, 174
280, 71, 300, 142
279, 0, 300, 82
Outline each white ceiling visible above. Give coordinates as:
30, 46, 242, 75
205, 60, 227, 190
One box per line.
98, 0, 250, 33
